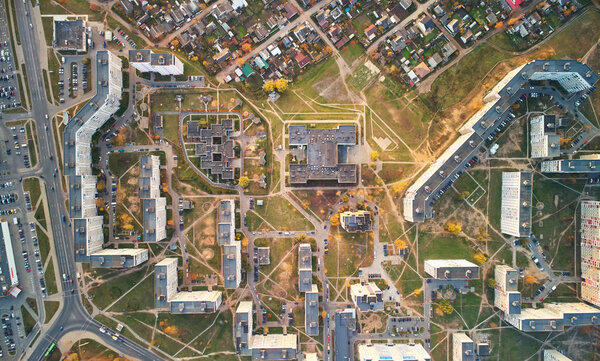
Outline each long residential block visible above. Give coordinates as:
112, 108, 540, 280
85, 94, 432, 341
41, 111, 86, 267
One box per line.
403, 60, 598, 223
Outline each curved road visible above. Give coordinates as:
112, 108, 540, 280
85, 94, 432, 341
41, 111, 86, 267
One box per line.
11, 1, 165, 360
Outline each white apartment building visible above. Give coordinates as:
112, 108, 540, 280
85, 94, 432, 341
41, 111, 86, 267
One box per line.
129, 50, 184, 75
500, 172, 532, 237
580, 201, 600, 307
494, 265, 521, 315
358, 343, 431, 361
530, 115, 560, 158
544, 350, 572, 361
452, 333, 474, 361
155, 258, 179, 309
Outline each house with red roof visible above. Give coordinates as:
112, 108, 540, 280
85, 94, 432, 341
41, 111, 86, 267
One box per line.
505, 0, 525, 10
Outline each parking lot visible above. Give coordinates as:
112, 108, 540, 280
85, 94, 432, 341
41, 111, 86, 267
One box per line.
5, 125, 32, 169
58, 55, 86, 102
0, 0, 21, 111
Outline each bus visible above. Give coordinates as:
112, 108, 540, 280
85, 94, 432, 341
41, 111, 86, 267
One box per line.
44, 342, 56, 358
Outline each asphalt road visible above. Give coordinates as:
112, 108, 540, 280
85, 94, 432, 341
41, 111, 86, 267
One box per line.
10, 1, 164, 360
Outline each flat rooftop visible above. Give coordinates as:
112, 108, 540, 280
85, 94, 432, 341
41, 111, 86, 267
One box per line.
250, 334, 297, 350
288, 125, 357, 184
169, 290, 221, 303
425, 259, 479, 268
53, 19, 86, 51
91, 248, 147, 256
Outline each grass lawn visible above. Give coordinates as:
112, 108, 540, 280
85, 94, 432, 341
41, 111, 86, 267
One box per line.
249, 196, 314, 231
21, 305, 36, 336
39, 0, 103, 21
23, 177, 41, 206
108, 152, 141, 178
421, 44, 509, 111
26, 297, 38, 316
67, 338, 119, 360
157, 310, 234, 351
340, 42, 365, 65
26, 125, 37, 167
44, 301, 60, 324
110, 272, 155, 312
418, 233, 474, 270
45, 257, 58, 295
546, 9, 600, 59
88, 266, 151, 310
325, 227, 373, 277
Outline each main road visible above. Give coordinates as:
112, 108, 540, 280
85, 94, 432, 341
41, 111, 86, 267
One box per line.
12, 1, 164, 360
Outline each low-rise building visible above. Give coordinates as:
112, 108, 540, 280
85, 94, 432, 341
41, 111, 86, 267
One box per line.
53, 19, 86, 52
250, 334, 298, 360
305, 284, 319, 335
143, 197, 167, 242
494, 265, 521, 315
580, 200, 600, 307
358, 343, 431, 361
424, 259, 479, 280
334, 308, 356, 361
129, 50, 184, 75
89, 248, 149, 268
530, 115, 560, 158
350, 282, 383, 311
340, 210, 371, 232
169, 291, 222, 314
235, 301, 253, 355
544, 350, 572, 361
541, 154, 600, 173
224, 243, 242, 289
298, 243, 313, 292
154, 257, 222, 313
289, 125, 357, 184
452, 333, 474, 361
501, 171, 532, 237
506, 303, 600, 332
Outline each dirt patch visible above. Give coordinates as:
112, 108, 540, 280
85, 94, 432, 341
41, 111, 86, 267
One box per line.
313, 77, 352, 102
201, 248, 214, 261
360, 313, 384, 333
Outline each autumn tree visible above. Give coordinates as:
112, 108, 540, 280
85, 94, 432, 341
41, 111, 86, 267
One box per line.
341, 194, 350, 203
486, 278, 497, 289
263, 80, 275, 93
473, 252, 487, 265
238, 176, 250, 188
525, 275, 539, 284
444, 222, 462, 235
370, 150, 379, 160
329, 213, 340, 227
394, 239, 408, 250
390, 182, 407, 196
457, 190, 470, 200
97, 179, 106, 192
274, 78, 289, 92
241, 237, 249, 247
241, 43, 252, 53
438, 300, 453, 315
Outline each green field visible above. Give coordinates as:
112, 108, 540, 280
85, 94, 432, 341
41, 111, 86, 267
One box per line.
248, 196, 314, 231
88, 266, 151, 310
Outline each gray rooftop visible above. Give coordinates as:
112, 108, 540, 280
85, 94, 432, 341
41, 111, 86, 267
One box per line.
288, 125, 357, 184
334, 308, 356, 361
53, 19, 86, 51
188, 119, 236, 180
305, 285, 319, 335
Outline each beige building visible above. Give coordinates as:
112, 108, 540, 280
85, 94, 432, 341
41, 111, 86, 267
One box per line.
581, 201, 600, 307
